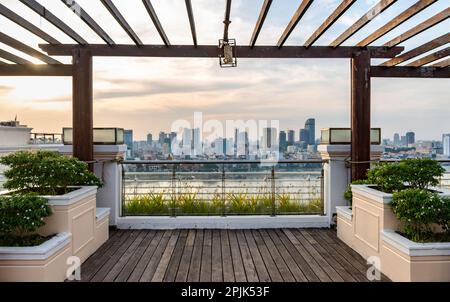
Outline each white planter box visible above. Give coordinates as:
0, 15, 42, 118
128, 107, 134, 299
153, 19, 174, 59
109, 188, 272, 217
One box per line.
0, 233, 72, 282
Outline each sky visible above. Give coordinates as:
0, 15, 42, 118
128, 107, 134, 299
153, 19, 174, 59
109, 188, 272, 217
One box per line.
0, 0, 449, 141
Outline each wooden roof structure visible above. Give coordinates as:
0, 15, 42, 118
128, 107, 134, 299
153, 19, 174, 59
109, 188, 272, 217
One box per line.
0, 0, 449, 180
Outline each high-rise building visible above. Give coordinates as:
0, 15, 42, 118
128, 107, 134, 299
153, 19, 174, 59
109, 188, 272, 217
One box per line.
192, 128, 202, 156
305, 118, 315, 145
279, 131, 287, 153
236, 131, 249, 157
300, 129, 309, 144
158, 131, 167, 146
287, 130, 295, 146
443, 134, 450, 157
406, 132, 415, 146
124, 130, 133, 158
146, 133, 152, 145
262, 127, 277, 150
393, 133, 400, 146
214, 138, 227, 156
401, 136, 407, 146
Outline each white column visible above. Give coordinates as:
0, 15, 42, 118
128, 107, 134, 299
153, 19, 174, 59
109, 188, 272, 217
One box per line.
318, 145, 384, 225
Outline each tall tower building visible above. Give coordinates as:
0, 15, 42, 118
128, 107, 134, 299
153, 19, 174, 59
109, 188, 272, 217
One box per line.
406, 132, 415, 146
304, 118, 315, 145
279, 131, 287, 153
287, 130, 295, 146
262, 127, 277, 150
443, 134, 450, 157
393, 133, 400, 146
124, 129, 133, 158
146, 132, 152, 145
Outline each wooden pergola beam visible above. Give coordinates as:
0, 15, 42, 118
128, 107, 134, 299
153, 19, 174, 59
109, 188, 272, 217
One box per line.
0, 64, 72, 76
0, 3, 60, 44
60, 0, 115, 46
406, 47, 450, 67
185, 0, 197, 47
381, 32, 450, 66
40, 44, 404, 58
0, 49, 32, 64
142, 0, 170, 46
330, 0, 397, 48
249, 0, 272, 48
304, 0, 355, 48
357, 0, 437, 47
432, 58, 450, 68
383, 7, 450, 48
222, 0, 232, 42
100, 0, 143, 46
277, 0, 314, 48
19, 0, 87, 45
0, 32, 62, 64
371, 66, 450, 78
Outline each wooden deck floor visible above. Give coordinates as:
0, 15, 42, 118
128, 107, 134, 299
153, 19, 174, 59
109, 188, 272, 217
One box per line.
78, 229, 389, 282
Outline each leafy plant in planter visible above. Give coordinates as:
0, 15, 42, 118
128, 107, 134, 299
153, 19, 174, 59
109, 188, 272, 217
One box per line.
0, 151, 102, 195
0, 194, 52, 247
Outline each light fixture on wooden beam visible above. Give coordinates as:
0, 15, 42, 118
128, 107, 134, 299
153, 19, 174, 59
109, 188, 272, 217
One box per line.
219, 39, 237, 68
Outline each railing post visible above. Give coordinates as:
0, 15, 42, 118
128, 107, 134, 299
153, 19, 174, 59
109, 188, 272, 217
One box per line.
221, 164, 226, 216
271, 166, 276, 216
171, 165, 177, 217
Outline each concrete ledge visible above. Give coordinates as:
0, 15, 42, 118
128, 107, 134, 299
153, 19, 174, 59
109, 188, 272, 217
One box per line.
96, 208, 110, 221
381, 230, 450, 257
0, 233, 71, 261
44, 186, 98, 206
336, 206, 352, 221
116, 215, 330, 229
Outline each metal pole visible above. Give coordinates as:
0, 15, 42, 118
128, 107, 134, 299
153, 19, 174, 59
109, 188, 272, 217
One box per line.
222, 164, 226, 216
271, 166, 276, 216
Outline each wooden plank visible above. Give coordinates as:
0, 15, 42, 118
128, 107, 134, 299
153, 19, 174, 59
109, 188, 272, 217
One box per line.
262, 230, 305, 282
139, 230, 173, 282
249, 0, 272, 47
285, 229, 341, 281
19, 0, 87, 45
142, 0, 170, 46
228, 230, 247, 282
127, 230, 165, 282
103, 230, 148, 281
0, 32, 61, 64
220, 230, 235, 282
371, 66, 450, 78
277, 0, 314, 47
115, 231, 157, 282
351, 50, 371, 181
40, 44, 404, 59
164, 230, 188, 282
200, 229, 212, 282
175, 230, 196, 282
304, 0, 356, 47
357, 0, 437, 47
330, 0, 397, 47
60, 0, 115, 45
383, 7, 450, 47
274, 229, 320, 282
432, 58, 450, 68
151, 230, 180, 282
0, 3, 60, 44
250, 230, 283, 282
100, 0, 143, 46
185, 0, 197, 46
72, 48, 93, 165
381, 32, 450, 66
90, 230, 142, 282
0, 49, 32, 64
211, 230, 223, 282
187, 229, 203, 282
0, 64, 72, 76
406, 47, 450, 67
240, 230, 270, 282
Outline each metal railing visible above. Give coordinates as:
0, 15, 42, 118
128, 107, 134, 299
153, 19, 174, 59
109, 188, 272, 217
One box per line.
121, 160, 325, 217
30, 133, 62, 145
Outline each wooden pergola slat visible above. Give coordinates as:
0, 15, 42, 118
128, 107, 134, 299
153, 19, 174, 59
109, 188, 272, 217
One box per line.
0, 64, 72, 76
19, 0, 87, 45
371, 66, 450, 78
0, 3, 60, 45
185, 0, 197, 47
142, 0, 170, 46
100, 0, 142, 46
432, 58, 450, 68
0, 48, 33, 64
249, 0, 272, 48
330, 0, 397, 48
357, 0, 437, 47
383, 7, 450, 48
40, 44, 403, 59
406, 47, 450, 67
60, 0, 115, 46
304, 0, 355, 48
277, 0, 314, 48
0, 32, 61, 64
381, 32, 450, 66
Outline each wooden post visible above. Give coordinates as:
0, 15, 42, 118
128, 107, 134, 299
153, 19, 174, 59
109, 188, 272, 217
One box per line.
351, 49, 371, 181
72, 48, 93, 169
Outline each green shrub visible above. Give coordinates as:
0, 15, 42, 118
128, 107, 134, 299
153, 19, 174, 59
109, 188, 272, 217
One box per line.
391, 188, 445, 242
401, 158, 445, 189
0, 151, 102, 195
366, 162, 407, 193
438, 197, 450, 235
0, 194, 52, 246
343, 179, 371, 205
124, 193, 168, 215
